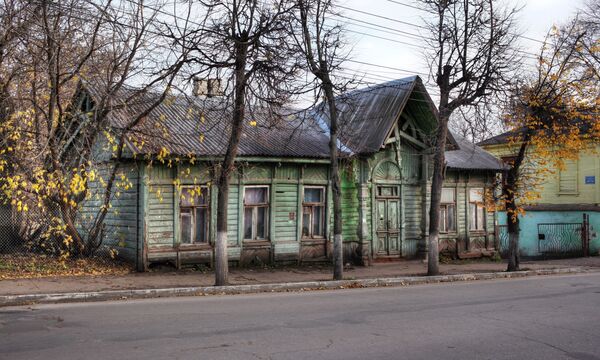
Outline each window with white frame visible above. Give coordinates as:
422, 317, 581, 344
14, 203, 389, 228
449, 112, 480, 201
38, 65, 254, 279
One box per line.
243, 186, 269, 240
180, 186, 210, 244
302, 187, 325, 238
469, 188, 485, 231
439, 188, 456, 233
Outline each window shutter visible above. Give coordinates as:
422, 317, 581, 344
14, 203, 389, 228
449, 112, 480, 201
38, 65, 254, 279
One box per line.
559, 160, 578, 193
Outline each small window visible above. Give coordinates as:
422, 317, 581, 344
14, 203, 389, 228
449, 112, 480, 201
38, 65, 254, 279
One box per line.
243, 186, 269, 240
469, 188, 485, 231
179, 186, 210, 244
302, 187, 325, 239
440, 188, 456, 233
377, 186, 399, 198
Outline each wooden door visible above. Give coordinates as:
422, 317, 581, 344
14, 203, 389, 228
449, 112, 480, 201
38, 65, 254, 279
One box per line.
376, 197, 400, 256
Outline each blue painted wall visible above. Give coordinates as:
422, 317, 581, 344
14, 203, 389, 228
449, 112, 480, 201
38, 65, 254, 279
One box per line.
498, 211, 600, 257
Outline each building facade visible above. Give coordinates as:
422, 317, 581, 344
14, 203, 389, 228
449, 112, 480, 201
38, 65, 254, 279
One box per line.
480, 129, 600, 257
80, 77, 505, 270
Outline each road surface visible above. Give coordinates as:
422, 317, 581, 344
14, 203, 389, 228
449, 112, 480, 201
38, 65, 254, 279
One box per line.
1, 273, 600, 360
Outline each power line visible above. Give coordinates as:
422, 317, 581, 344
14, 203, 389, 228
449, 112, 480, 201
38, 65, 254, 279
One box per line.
383, 0, 547, 45
385, 0, 427, 12
334, 7, 541, 59
345, 59, 430, 77
337, 4, 427, 30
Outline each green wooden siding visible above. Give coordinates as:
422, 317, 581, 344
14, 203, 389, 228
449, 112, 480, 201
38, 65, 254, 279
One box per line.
132, 153, 498, 266
403, 185, 422, 239
77, 163, 139, 262
147, 183, 174, 247
341, 168, 360, 242
227, 185, 239, 246
274, 183, 298, 241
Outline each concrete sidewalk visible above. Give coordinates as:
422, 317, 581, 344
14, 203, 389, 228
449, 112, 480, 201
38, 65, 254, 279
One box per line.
2, 257, 599, 298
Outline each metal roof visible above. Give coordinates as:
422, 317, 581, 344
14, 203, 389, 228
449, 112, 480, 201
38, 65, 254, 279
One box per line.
84, 79, 504, 172
87, 86, 331, 158
446, 132, 508, 171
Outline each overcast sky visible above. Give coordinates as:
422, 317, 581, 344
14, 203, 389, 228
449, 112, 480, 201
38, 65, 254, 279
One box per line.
338, 0, 586, 94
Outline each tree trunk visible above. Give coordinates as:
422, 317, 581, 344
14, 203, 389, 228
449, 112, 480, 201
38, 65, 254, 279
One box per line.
323, 82, 343, 280
505, 136, 529, 272
215, 177, 230, 286
427, 110, 449, 276
505, 164, 521, 272
214, 41, 248, 286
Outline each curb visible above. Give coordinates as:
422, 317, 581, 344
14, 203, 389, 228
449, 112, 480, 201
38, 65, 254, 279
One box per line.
0, 267, 594, 307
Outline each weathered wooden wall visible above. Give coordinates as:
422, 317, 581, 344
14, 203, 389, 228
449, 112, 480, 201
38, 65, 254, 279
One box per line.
78, 162, 140, 263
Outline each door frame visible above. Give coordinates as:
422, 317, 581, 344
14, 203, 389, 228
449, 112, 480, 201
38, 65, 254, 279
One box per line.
373, 184, 402, 258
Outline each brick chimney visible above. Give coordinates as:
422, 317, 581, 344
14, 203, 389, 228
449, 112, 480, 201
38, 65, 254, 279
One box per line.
193, 78, 223, 98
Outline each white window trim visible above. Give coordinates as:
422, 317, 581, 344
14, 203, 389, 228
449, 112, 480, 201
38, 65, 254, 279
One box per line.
302, 186, 326, 239
440, 188, 456, 234
243, 185, 270, 241
179, 185, 210, 245
469, 187, 486, 231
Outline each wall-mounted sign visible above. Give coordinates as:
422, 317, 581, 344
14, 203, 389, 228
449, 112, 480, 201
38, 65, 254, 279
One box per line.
585, 176, 596, 185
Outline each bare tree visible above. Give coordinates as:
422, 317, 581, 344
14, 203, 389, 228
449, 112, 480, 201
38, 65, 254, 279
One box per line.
0, 0, 187, 259
169, 0, 299, 285
449, 102, 505, 143
418, 0, 521, 275
289, 0, 350, 280
573, 1, 600, 83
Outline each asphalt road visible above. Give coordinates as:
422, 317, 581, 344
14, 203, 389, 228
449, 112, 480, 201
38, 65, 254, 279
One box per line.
1, 273, 600, 360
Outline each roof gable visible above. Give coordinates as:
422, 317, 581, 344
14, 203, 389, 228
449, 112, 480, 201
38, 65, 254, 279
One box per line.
313, 76, 439, 154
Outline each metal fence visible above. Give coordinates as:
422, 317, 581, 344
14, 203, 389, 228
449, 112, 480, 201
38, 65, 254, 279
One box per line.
497, 225, 509, 258
0, 203, 126, 277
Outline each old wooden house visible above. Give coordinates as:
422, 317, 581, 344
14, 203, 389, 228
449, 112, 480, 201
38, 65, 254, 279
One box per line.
80, 77, 506, 271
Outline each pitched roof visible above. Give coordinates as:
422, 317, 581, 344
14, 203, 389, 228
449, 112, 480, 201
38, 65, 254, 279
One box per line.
84, 78, 505, 172
478, 120, 598, 147
312, 76, 438, 154
477, 128, 524, 147
87, 86, 331, 158
446, 132, 508, 171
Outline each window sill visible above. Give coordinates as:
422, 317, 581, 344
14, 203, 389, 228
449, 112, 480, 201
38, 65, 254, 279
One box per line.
558, 192, 579, 196
301, 238, 328, 244
242, 239, 271, 247
178, 243, 212, 250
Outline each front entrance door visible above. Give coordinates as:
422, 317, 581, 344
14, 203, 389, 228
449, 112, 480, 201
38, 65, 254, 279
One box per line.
375, 186, 400, 256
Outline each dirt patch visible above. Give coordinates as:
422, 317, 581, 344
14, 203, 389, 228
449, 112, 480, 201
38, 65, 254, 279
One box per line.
0, 254, 132, 280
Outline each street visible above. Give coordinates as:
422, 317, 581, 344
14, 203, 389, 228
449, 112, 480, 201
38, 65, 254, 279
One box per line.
1, 273, 600, 360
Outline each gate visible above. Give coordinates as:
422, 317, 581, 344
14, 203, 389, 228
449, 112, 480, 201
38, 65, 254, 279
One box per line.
537, 223, 583, 256
538, 214, 591, 257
